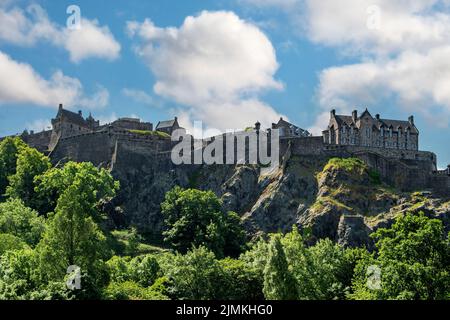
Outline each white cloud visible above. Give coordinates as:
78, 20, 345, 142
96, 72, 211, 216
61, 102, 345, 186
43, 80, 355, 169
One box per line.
127, 11, 285, 131
241, 0, 450, 128
0, 4, 120, 63
317, 47, 450, 127
122, 88, 154, 106
25, 118, 52, 133
0, 50, 108, 109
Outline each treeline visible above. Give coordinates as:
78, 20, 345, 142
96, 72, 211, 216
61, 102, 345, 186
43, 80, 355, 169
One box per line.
0, 137, 448, 300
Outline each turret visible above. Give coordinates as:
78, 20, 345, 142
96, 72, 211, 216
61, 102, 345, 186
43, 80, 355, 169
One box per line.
352, 110, 358, 122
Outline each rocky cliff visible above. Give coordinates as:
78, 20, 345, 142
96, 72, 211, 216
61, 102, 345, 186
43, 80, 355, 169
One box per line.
107, 145, 450, 247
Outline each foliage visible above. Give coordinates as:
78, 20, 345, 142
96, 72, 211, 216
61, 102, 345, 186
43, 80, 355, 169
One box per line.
5, 146, 51, 208
0, 198, 45, 246
35, 161, 119, 219
263, 235, 297, 300
103, 281, 169, 300
163, 246, 226, 300
161, 187, 246, 258
219, 258, 264, 300
0, 234, 29, 256
0, 137, 26, 199
129, 130, 171, 138
0, 248, 71, 300
350, 212, 450, 300
323, 157, 366, 174
36, 185, 111, 298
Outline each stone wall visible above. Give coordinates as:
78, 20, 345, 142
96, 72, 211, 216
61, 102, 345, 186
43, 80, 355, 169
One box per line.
21, 130, 52, 154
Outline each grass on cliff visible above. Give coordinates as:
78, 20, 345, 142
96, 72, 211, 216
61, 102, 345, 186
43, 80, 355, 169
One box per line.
320, 157, 381, 185
310, 196, 353, 212
128, 129, 171, 138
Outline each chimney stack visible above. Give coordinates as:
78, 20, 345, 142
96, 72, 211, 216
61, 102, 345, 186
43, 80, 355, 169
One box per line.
330, 109, 336, 117
376, 114, 380, 120
255, 121, 261, 132
59, 103, 63, 110
352, 110, 358, 122
78, 110, 82, 116
408, 115, 414, 125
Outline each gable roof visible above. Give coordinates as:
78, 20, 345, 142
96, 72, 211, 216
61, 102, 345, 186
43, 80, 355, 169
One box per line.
57, 109, 88, 127
156, 119, 176, 129
333, 113, 418, 133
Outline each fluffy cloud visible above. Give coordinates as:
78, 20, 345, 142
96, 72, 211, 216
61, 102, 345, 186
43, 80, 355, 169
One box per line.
0, 3, 120, 63
0, 50, 108, 109
317, 46, 450, 127
242, 0, 450, 129
127, 11, 285, 132
122, 88, 154, 106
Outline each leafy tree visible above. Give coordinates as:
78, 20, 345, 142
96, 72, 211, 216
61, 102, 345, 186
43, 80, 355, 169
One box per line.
0, 137, 26, 199
164, 246, 226, 300
0, 233, 29, 256
263, 235, 297, 300
35, 161, 119, 219
219, 258, 264, 300
37, 184, 111, 298
6, 146, 51, 208
129, 255, 160, 287
161, 187, 245, 258
351, 212, 450, 300
107, 256, 131, 283
103, 280, 168, 300
0, 248, 70, 300
36, 162, 119, 298
0, 198, 46, 246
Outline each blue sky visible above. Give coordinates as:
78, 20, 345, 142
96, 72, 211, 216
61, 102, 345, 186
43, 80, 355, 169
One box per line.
0, 0, 449, 168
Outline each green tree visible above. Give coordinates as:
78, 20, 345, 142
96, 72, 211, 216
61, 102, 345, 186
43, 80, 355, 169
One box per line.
351, 212, 450, 300
0, 248, 70, 300
129, 255, 160, 287
0, 137, 26, 199
0, 233, 29, 256
35, 161, 119, 219
0, 198, 46, 246
219, 258, 264, 300
36, 162, 119, 298
37, 185, 110, 298
6, 146, 51, 208
164, 246, 226, 300
161, 187, 245, 258
263, 235, 297, 300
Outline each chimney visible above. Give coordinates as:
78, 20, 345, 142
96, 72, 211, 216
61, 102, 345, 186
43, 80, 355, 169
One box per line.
59, 103, 63, 110
352, 110, 358, 122
78, 110, 82, 117
376, 114, 380, 120
330, 109, 336, 117
255, 121, 261, 132
408, 115, 414, 125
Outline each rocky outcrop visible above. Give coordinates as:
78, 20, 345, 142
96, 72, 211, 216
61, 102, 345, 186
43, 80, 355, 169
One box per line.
98, 142, 450, 247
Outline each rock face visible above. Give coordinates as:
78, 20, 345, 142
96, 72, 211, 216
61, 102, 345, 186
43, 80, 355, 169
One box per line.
61, 137, 449, 247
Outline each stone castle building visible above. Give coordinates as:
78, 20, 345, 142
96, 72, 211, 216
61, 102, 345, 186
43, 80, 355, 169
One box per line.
322, 109, 419, 151
2, 105, 449, 195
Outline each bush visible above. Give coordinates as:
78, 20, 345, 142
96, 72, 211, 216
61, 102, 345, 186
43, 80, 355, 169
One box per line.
0, 234, 29, 256
0, 199, 45, 246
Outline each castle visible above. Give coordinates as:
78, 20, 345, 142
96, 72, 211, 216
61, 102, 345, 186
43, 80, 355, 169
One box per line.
3, 104, 450, 195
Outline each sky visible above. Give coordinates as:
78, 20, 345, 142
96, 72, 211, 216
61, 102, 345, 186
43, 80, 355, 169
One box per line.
0, 0, 449, 168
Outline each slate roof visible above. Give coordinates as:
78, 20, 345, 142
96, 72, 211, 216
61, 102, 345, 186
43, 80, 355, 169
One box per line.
156, 119, 176, 129
334, 114, 418, 134
57, 109, 88, 127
